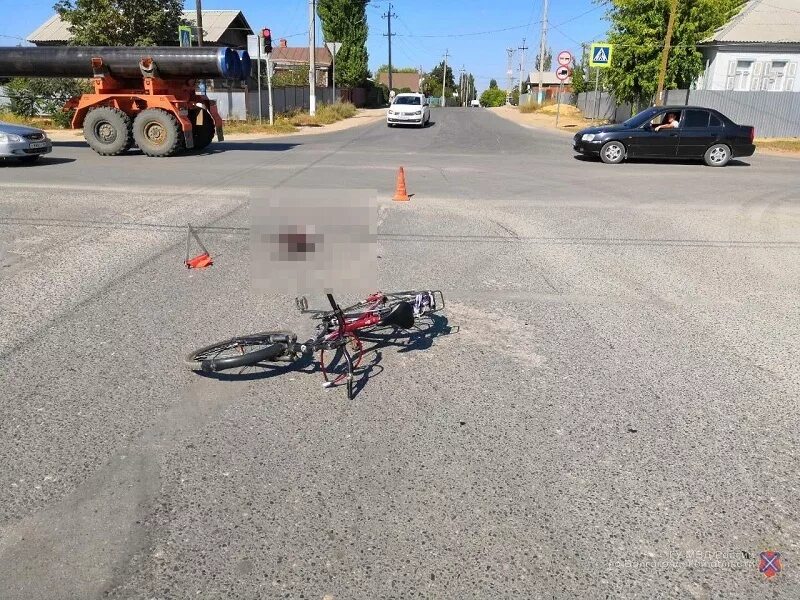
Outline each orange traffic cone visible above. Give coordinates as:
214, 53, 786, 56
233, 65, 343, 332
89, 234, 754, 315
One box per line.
393, 166, 410, 202
184, 223, 213, 269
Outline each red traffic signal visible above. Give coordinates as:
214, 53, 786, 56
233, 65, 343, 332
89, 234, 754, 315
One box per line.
262, 28, 272, 54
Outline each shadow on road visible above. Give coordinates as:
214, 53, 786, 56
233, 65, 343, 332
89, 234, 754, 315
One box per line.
50, 141, 301, 154
572, 154, 751, 167
189, 313, 457, 399
0, 156, 77, 167
191, 142, 301, 154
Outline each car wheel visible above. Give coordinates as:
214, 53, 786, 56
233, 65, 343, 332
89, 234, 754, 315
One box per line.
704, 143, 731, 167
600, 141, 626, 164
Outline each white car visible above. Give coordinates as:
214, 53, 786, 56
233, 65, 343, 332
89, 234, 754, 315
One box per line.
387, 93, 430, 128
470, 99, 480, 108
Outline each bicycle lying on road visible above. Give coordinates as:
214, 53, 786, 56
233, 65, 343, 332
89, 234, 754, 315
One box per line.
185, 290, 445, 399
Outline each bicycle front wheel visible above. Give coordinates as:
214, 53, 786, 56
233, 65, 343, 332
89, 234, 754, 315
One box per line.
185, 331, 293, 373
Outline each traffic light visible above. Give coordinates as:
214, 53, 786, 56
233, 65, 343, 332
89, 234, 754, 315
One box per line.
262, 28, 272, 54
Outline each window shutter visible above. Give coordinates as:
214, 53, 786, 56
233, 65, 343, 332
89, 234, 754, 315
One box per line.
751, 62, 764, 90
726, 60, 736, 90
787, 62, 797, 90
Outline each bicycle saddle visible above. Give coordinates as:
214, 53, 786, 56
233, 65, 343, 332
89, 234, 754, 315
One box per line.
380, 301, 415, 329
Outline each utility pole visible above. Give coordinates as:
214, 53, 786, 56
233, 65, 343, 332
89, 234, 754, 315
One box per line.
196, 0, 204, 94
655, 0, 679, 106
518, 37, 528, 95
382, 4, 397, 92
537, 0, 549, 104
195, 0, 204, 46
506, 47, 514, 103
460, 66, 465, 106
441, 49, 450, 107
308, 0, 316, 115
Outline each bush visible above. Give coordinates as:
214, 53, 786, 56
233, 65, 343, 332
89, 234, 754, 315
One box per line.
479, 88, 507, 107
6, 77, 91, 128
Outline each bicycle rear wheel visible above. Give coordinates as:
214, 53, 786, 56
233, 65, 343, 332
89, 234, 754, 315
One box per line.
185, 331, 293, 372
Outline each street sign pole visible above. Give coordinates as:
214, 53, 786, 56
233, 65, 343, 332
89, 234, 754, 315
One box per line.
556, 81, 564, 126
325, 42, 341, 104
594, 69, 600, 122
588, 43, 612, 123
554, 61, 571, 127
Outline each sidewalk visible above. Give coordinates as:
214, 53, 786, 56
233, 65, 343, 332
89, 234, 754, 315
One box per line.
44, 108, 386, 142
489, 104, 594, 136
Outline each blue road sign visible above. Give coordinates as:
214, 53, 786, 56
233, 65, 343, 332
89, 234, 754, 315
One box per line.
589, 43, 613, 68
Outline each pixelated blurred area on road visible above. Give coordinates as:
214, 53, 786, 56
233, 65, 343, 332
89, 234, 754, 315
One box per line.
250, 188, 378, 297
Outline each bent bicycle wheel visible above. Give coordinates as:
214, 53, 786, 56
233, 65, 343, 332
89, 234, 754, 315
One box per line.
320, 333, 363, 385
185, 331, 293, 373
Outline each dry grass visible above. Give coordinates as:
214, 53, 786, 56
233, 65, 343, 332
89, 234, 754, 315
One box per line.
0, 112, 60, 128
222, 117, 298, 135
755, 138, 800, 153
286, 102, 357, 126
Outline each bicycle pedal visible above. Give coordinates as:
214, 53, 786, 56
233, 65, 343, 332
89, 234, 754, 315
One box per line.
322, 381, 335, 389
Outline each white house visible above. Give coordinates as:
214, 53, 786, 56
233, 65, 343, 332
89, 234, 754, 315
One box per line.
697, 0, 800, 92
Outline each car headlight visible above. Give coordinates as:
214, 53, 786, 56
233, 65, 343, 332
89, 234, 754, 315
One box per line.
581, 134, 596, 142
413, 110, 422, 115
0, 133, 23, 143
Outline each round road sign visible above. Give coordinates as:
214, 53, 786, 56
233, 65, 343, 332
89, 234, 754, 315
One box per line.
557, 50, 573, 67
555, 65, 571, 81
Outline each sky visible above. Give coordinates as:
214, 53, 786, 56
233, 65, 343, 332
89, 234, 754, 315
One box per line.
0, 0, 612, 91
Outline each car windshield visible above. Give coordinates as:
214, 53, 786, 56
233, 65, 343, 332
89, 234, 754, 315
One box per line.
621, 108, 662, 128
394, 96, 421, 105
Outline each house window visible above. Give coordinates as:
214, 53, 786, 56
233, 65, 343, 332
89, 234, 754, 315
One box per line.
734, 60, 753, 90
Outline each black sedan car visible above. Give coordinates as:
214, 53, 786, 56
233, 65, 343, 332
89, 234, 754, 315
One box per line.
573, 106, 756, 167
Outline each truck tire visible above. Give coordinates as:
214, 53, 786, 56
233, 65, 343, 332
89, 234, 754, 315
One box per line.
132, 108, 184, 157
191, 117, 215, 152
83, 107, 132, 156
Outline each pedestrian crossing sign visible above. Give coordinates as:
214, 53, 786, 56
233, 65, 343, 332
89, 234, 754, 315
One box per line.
589, 43, 613, 68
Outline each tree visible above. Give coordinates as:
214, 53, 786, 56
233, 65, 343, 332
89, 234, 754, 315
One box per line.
421, 61, 455, 98
602, 0, 745, 104
6, 77, 91, 127
272, 65, 309, 87
317, 0, 369, 87
535, 48, 552, 71
480, 88, 506, 107
571, 59, 587, 94
489, 79, 498, 89
55, 0, 184, 46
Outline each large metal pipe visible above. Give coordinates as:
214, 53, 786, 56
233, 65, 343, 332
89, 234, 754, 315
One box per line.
0, 46, 240, 79
236, 50, 251, 82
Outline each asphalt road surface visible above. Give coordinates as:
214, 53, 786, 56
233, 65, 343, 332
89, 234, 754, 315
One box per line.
2, 108, 799, 599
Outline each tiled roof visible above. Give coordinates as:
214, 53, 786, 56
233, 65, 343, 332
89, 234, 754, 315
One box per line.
271, 47, 333, 67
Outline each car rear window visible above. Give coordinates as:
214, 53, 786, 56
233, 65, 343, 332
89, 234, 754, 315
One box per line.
395, 96, 421, 105
709, 113, 723, 127
683, 110, 710, 128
